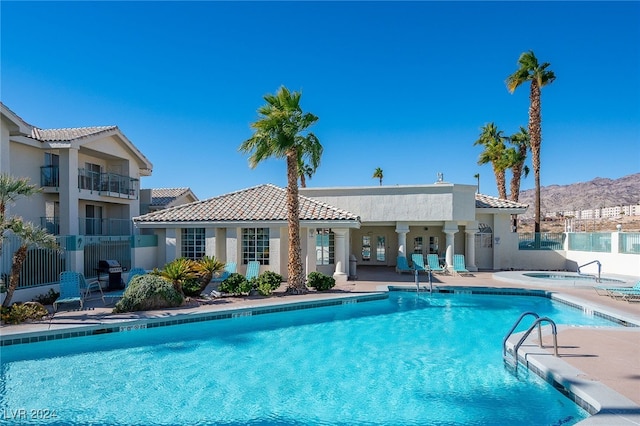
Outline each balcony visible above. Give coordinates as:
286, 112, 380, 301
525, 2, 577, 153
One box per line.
78, 169, 138, 199
39, 166, 138, 199
40, 217, 132, 236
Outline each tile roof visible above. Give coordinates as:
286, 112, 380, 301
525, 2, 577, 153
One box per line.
475, 193, 528, 210
135, 184, 360, 223
30, 126, 117, 142
150, 188, 194, 207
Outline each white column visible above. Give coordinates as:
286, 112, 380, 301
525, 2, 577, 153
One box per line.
59, 147, 79, 235
465, 222, 479, 272
332, 228, 348, 283
443, 221, 459, 269
395, 222, 410, 257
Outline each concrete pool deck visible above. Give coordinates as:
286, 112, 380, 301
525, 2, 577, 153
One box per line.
1, 268, 639, 425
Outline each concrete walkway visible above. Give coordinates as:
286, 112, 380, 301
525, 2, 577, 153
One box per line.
2, 268, 639, 424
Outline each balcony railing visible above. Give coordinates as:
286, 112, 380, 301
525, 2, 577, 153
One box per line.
78, 168, 138, 198
517, 232, 565, 250
79, 217, 132, 236
40, 165, 138, 198
39, 217, 132, 236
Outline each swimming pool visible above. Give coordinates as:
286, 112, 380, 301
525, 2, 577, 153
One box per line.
523, 272, 625, 284
0, 292, 621, 425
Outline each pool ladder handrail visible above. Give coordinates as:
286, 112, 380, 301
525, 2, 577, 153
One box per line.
577, 259, 601, 283
502, 311, 540, 356
503, 314, 559, 373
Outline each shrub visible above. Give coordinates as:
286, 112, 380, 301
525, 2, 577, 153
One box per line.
1, 302, 49, 324
254, 271, 283, 296
219, 273, 252, 296
113, 274, 184, 313
33, 288, 60, 305
182, 277, 203, 297
306, 272, 336, 291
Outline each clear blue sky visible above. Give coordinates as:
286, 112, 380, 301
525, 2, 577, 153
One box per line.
2, 1, 639, 200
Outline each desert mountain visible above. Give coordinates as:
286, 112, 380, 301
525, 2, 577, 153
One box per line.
516, 173, 640, 218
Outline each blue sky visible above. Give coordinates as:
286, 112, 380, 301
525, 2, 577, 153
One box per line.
2, 1, 639, 200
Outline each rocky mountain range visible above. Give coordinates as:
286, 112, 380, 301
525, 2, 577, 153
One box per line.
516, 173, 640, 218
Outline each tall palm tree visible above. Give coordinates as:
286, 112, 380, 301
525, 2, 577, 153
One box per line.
473, 173, 480, 193
507, 50, 556, 233
297, 137, 322, 188
2, 220, 59, 307
473, 123, 511, 199
240, 86, 321, 294
373, 167, 383, 186
508, 126, 530, 202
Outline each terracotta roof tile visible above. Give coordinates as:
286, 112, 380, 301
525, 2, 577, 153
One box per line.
150, 188, 193, 207
475, 193, 528, 209
135, 184, 360, 223
31, 126, 117, 142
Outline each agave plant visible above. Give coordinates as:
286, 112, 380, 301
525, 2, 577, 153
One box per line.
193, 256, 225, 292
158, 258, 198, 296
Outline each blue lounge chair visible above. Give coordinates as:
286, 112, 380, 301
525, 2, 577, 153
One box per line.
594, 280, 640, 297
54, 271, 84, 312
245, 261, 260, 281
396, 256, 413, 274
411, 253, 427, 273
104, 268, 146, 304
427, 254, 447, 274
211, 262, 237, 283
453, 254, 472, 276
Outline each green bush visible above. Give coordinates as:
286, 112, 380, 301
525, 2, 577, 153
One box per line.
306, 272, 336, 291
254, 271, 283, 296
219, 273, 252, 295
182, 277, 203, 297
113, 274, 184, 313
1, 302, 49, 324
33, 288, 60, 305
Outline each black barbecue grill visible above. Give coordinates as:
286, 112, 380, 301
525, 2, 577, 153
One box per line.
98, 260, 124, 290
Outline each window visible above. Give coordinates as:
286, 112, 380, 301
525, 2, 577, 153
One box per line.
42, 153, 59, 186
362, 235, 371, 261
242, 228, 269, 265
315, 229, 334, 265
429, 237, 439, 254
82, 162, 101, 191
413, 237, 423, 254
181, 228, 205, 260
85, 205, 103, 235
376, 236, 386, 261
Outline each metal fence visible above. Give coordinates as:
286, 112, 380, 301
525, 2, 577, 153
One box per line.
568, 233, 612, 253
83, 236, 131, 279
0, 233, 69, 290
619, 232, 640, 254
517, 233, 565, 250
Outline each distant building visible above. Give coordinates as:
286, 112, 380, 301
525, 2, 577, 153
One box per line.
140, 188, 198, 214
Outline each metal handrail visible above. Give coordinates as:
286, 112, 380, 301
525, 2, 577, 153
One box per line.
511, 317, 559, 373
502, 311, 540, 356
577, 260, 601, 283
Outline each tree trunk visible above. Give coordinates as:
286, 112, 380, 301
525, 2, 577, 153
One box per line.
493, 166, 507, 200
286, 150, 306, 294
529, 80, 542, 237
2, 245, 27, 308
300, 173, 306, 188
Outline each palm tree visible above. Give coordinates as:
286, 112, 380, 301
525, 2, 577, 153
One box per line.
473, 173, 480, 193
158, 257, 198, 297
473, 123, 511, 199
508, 126, 530, 202
239, 86, 321, 294
373, 167, 383, 186
507, 50, 556, 233
2, 220, 59, 307
0, 174, 41, 220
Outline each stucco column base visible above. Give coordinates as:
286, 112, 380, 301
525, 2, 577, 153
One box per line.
333, 271, 348, 283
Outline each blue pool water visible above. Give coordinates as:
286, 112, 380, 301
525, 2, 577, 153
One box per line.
0, 293, 620, 425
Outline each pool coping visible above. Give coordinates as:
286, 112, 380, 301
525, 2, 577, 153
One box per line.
2, 286, 639, 425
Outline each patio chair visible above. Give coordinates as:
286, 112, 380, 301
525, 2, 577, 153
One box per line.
594, 280, 640, 297
211, 262, 237, 283
452, 254, 472, 276
79, 273, 105, 304
245, 261, 260, 281
54, 271, 84, 312
395, 256, 414, 274
426, 254, 447, 274
411, 253, 427, 274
